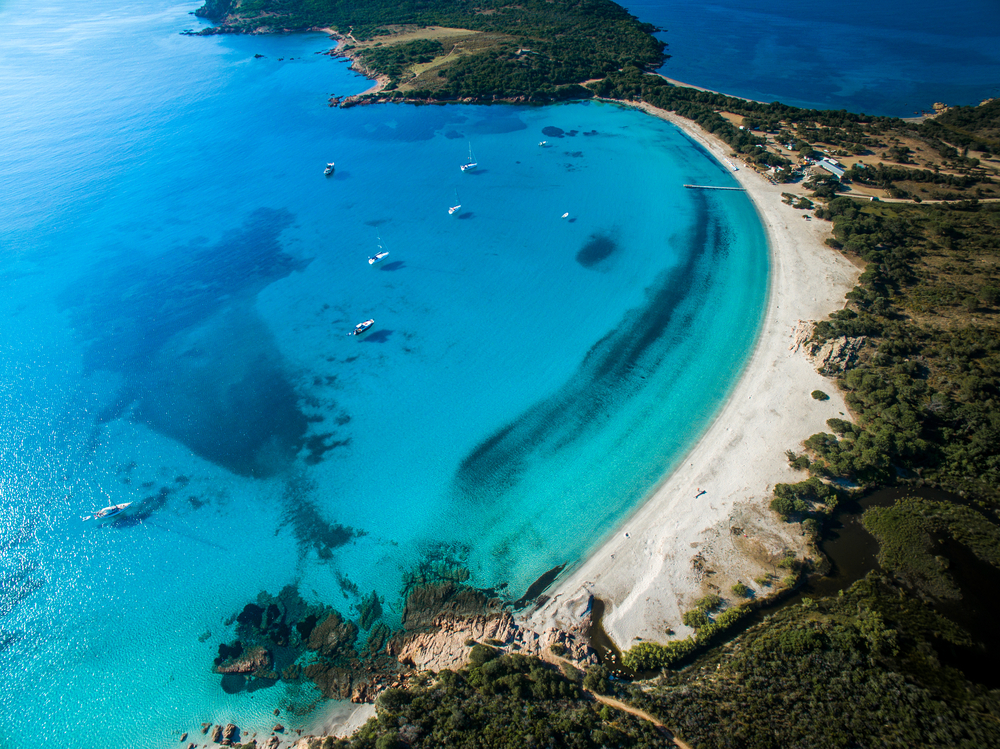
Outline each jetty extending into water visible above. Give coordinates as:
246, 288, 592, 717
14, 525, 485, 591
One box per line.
683, 184, 747, 191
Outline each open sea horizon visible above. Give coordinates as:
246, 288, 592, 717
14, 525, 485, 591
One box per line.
0, 0, 996, 745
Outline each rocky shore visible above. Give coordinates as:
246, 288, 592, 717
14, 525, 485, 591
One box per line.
177, 573, 598, 746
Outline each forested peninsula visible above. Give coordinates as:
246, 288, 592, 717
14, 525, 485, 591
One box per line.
191, 0, 665, 102
187, 2, 1000, 748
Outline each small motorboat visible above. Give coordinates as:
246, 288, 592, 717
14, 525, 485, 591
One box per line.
348, 319, 374, 336
561, 212, 569, 219
324, 162, 335, 176
538, 140, 547, 147
81, 502, 132, 522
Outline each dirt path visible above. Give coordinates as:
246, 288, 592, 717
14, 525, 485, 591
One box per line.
540, 652, 694, 749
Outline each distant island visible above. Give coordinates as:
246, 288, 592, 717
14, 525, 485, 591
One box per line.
184, 2, 1000, 748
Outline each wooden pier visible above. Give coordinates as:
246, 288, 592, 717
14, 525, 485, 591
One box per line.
683, 184, 746, 191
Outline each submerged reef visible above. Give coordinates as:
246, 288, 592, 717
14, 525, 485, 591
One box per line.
208, 567, 586, 707
62, 208, 314, 478
454, 191, 723, 502
213, 583, 398, 702
277, 475, 360, 560
576, 231, 619, 268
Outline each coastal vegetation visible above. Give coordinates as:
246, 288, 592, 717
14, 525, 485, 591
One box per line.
628, 576, 1000, 749
863, 496, 1000, 599
193, 0, 665, 101
316, 648, 674, 748
801, 198, 1000, 501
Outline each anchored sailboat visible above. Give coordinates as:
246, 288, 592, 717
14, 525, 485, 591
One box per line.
369, 231, 389, 265
448, 188, 461, 215
460, 143, 477, 172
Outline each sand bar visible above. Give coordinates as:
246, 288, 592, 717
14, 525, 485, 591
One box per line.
527, 101, 861, 649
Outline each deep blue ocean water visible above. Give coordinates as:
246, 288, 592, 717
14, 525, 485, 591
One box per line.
622, 0, 1000, 116
0, 0, 994, 745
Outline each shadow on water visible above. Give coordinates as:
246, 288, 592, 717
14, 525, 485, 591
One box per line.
60, 208, 313, 478
378, 261, 406, 271
934, 537, 1000, 687
362, 330, 393, 344
512, 563, 566, 609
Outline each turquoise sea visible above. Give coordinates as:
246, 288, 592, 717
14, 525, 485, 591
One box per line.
1, 0, 994, 746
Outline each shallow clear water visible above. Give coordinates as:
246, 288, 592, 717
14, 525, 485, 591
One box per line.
0, 0, 779, 745
622, 0, 1000, 116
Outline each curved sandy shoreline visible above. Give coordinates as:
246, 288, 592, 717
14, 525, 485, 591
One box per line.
527, 101, 861, 649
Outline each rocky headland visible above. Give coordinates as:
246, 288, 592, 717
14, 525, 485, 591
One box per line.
182, 571, 598, 746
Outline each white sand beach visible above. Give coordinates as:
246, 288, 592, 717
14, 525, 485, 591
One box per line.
527, 102, 861, 649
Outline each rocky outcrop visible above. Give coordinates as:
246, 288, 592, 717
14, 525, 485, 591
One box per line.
402, 582, 501, 630
806, 335, 866, 374
306, 612, 358, 658
389, 612, 518, 671
214, 645, 271, 674
357, 590, 382, 631
389, 587, 597, 672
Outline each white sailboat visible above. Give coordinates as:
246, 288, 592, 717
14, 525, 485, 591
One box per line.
448, 189, 461, 215
460, 143, 477, 172
369, 231, 389, 265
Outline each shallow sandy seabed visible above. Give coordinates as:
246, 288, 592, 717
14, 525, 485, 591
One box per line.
174, 100, 862, 747
525, 101, 861, 650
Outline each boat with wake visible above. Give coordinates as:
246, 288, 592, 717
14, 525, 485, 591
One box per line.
348, 319, 374, 336
81, 502, 132, 522
369, 231, 389, 265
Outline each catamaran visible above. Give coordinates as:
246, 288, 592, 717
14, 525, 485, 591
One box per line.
81, 502, 132, 522
324, 162, 335, 176
460, 143, 477, 172
368, 231, 389, 265
348, 319, 374, 336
